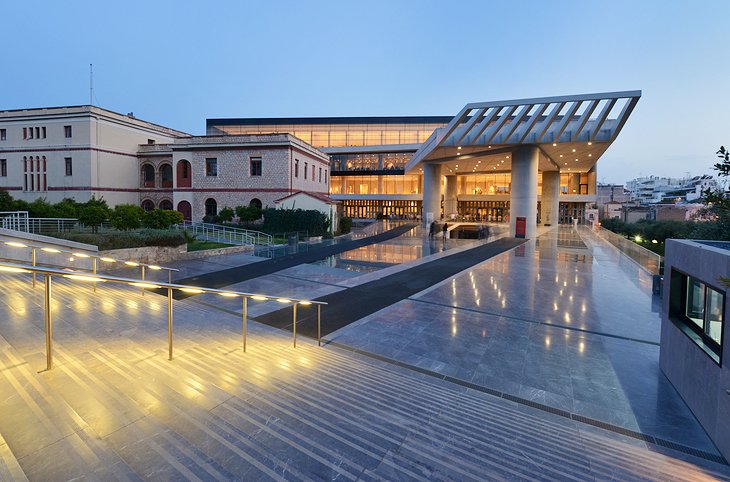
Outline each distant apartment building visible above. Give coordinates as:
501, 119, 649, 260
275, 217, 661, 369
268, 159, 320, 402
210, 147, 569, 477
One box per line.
626, 175, 716, 205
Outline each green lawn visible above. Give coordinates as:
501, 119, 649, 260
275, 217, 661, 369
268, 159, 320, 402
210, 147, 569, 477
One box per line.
187, 240, 234, 252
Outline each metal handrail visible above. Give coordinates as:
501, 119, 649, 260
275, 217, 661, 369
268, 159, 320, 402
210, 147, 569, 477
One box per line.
0, 261, 326, 371
176, 220, 273, 246
0, 211, 30, 232
1, 237, 179, 286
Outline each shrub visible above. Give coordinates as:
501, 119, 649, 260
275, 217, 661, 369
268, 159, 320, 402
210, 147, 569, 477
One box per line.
262, 208, 331, 236
142, 209, 183, 229
111, 204, 144, 230
0, 189, 13, 211
219, 206, 235, 222
235, 205, 263, 222
338, 216, 353, 235
54, 229, 186, 250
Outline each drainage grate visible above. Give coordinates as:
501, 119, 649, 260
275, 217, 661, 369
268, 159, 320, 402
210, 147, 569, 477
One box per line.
326, 340, 728, 466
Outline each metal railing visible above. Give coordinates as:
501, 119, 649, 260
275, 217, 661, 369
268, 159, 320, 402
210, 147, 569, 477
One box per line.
176, 221, 273, 247
1, 237, 179, 286
595, 226, 663, 275
0, 261, 326, 371
0, 211, 30, 232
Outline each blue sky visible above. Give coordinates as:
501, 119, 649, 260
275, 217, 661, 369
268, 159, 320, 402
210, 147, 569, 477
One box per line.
2, 0, 728, 183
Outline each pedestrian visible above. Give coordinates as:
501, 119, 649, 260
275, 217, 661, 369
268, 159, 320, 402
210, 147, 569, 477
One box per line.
442, 222, 448, 240
429, 221, 436, 239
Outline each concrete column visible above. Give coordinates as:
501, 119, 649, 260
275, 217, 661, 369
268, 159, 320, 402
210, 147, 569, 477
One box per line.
444, 175, 458, 219
422, 163, 442, 226
587, 166, 597, 195
509, 146, 539, 238
541, 170, 560, 226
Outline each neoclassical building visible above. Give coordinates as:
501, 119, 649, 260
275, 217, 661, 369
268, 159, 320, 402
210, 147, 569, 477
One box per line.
1, 91, 640, 236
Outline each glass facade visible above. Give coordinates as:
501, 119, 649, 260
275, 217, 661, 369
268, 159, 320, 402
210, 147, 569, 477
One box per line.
330, 152, 413, 172
341, 199, 422, 219
331, 174, 421, 195
214, 122, 446, 148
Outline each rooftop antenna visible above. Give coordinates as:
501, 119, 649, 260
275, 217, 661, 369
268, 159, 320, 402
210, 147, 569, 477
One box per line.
89, 63, 93, 106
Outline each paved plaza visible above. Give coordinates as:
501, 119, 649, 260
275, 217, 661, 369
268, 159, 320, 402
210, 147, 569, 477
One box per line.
0, 224, 729, 480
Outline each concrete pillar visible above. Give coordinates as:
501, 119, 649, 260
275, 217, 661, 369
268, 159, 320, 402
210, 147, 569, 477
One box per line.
587, 166, 597, 195
444, 175, 458, 219
509, 146, 539, 238
541, 170, 560, 226
422, 163, 442, 226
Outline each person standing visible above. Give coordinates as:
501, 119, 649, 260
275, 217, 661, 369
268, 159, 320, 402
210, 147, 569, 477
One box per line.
442, 222, 448, 240
429, 221, 436, 239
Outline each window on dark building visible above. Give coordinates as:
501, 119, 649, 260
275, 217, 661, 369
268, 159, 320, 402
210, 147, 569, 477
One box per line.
65, 157, 73, 176
206, 158, 218, 176
205, 198, 218, 216
250, 156, 262, 176
669, 269, 726, 363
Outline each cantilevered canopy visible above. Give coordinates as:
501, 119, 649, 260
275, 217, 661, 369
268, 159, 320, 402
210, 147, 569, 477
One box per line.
405, 91, 641, 175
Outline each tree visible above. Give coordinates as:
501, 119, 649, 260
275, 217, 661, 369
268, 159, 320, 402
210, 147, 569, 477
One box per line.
78, 205, 109, 233
111, 204, 144, 230
218, 206, 235, 222
0, 189, 14, 211
142, 209, 183, 229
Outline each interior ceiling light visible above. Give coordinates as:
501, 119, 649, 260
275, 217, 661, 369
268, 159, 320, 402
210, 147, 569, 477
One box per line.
457, 146, 461, 150
588, 154, 592, 157
552, 143, 557, 147
588, 142, 592, 145
572, 148, 576, 152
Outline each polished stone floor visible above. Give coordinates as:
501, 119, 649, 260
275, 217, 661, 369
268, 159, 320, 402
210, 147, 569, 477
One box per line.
329, 226, 719, 455
1, 223, 728, 480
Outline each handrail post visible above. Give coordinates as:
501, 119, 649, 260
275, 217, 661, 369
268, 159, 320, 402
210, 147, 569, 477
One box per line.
243, 296, 248, 352
167, 287, 173, 360
31, 247, 37, 288
292, 303, 297, 348
44, 274, 53, 370
141, 265, 145, 296
318, 304, 321, 347
92, 257, 97, 293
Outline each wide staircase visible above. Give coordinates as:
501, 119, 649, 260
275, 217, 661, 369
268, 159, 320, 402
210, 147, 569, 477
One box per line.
0, 274, 728, 480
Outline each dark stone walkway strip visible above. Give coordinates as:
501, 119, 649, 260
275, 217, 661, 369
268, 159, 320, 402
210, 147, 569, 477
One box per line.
171, 223, 418, 297
254, 237, 527, 337
324, 340, 728, 466
410, 298, 661, 347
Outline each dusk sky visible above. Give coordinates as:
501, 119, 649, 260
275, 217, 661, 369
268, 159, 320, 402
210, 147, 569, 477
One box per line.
3, 0, 728, 184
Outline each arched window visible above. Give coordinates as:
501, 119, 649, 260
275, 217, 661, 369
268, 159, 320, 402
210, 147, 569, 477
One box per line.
177, 159, 192, 188
205, 198, 218, 217
160, 164, 173, 188
159, 199, 173, 210
249, 198, 262, 210
142, 164, 155, 187
177, 200, 192, 221
141, 199, 155, 211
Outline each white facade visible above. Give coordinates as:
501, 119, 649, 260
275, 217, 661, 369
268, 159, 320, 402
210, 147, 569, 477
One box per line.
0, 106, 188, 207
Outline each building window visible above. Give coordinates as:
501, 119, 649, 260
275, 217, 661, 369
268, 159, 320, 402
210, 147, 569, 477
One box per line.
294, 159, 299, 178
24, 155, 47, 191
0, 159, 6, 177
312, 164, 315, 180
669, 269, 725, 363
65, 126, 73, 138
65, 157, 73, 176
205, 198, 218, 217
42, 127, 46, 138
250, 156, 262, 176
35, 127, 40, 139
319, 167, 322, 183
1, 129, 6, 141
325, 170, 327, 184
304, 162, 308, 179
206, 158, 218, 177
